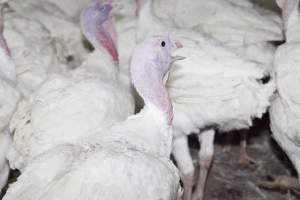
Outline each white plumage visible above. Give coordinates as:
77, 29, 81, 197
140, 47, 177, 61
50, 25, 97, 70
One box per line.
4, 6, 183, 196
150, 0, 282, 43
0, 78, 19, 190
169, 35, 275, 200
3, 10, 65, 97
0, 5, 20, 190
141, 0, 283, 72
116, 17, 136, 67
35, 0, 93, 19
8, 1, 134, 169
0, 1, 292, 200
6, 0, 93, 19
270, 0, 300, 182
7, 0, 90, 69
4, 106, 180, 200
136, 1, 275, 199
113, 0, 136, 18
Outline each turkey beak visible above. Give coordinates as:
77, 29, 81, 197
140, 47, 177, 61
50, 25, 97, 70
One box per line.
171, 55, 186, 63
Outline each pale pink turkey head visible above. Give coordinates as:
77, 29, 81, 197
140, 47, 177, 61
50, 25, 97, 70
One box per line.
80, 0, 118, 63
131, 35, 184, 125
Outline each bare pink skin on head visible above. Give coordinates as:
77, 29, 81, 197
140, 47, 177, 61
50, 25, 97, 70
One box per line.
80, 0, 118, 62
102, 0, 118, 56
102, 15, 117, 49
131, 36, 183, 125
134, 59, 173, 124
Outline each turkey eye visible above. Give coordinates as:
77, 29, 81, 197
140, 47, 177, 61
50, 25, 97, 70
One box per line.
161, 41, 166, 47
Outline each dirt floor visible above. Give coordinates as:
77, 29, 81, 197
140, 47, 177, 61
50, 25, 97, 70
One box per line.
190, 114, 300, 200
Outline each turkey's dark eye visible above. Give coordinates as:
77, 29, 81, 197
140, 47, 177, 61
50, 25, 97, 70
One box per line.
161, 41, 166, 47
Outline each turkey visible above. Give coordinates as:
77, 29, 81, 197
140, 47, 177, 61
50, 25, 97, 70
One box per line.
8, 1, 134, 170
0, 3, 20, 191
147, 0, 282, 43
3, 32, 183, 200
268, 0, 300, 190
2, 6, 66, 97
136, 1, 275, 200
135, 0, 279, 164
7, 0, 90, 69
136, 0, 283, 75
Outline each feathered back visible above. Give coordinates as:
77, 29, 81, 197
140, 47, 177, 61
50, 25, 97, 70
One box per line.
151, 0, 283, 44
167, 32, 275, 133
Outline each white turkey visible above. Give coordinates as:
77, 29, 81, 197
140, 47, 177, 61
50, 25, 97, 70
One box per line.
147, 0, 282, 43
3, 27, 183, 200
8, 1, 134, 170
136, 0, 283, 75
7, 0, 90, 69
2, 6, 66, 97
269, 0, 300, 189
0, 3, 20, 191
135, 0, 280, 166
136, 1, 275, 200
